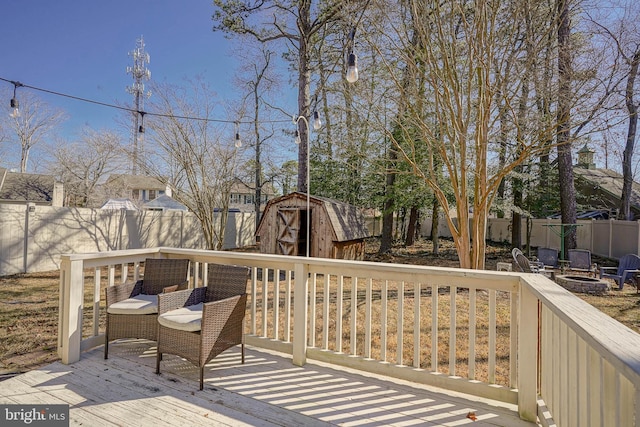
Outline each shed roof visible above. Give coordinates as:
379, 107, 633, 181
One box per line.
100, 198, 138, 210
257, 192, 370, 242
143, 194, 188, 211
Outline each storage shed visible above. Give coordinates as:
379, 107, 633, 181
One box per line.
255, 192, 370, 260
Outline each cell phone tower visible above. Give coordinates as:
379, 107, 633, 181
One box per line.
126, 36, 151, 175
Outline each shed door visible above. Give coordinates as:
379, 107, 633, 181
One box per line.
276, 208, 300, 256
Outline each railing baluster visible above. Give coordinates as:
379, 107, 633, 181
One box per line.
93, 267, 101, 337
284, 269, 292, 342
323, 273, 330, 350
413, 282, 420, 368
381, 280, 387, 362
468, 287, 476, 379
488, 289, 496, 383
450, 285, 456, 376
250, 267, 257, 335
510, 290, 518, 388
397, 281, 404, 366
335, 275, 343, 352
350, 277, 357, 356
364, 278, 372, 359
261, 268, 268, 337
273, 269, 280, 341
309, 273, 317, 347
431, 284, 438, 372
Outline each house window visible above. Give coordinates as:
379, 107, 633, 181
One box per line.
149, 190, 156, 200
132, 189, 140, 200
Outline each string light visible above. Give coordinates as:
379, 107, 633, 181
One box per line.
346, 28, 359, 83
9, 81, 22, 118
234, 122, 242, 148
0, 76, 291, 125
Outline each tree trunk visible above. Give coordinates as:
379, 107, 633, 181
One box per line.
379, 147, 397, 254
620, 51, 640, 220
431, 197, 440, 255
556, 0, 577, 256
405, 206, 419, 246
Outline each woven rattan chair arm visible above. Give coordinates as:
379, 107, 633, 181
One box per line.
105, 281, 141, 306
201, 294, 247, 339
158, 287, 206, 314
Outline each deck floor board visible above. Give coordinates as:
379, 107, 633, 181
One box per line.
0, 342, 537, 426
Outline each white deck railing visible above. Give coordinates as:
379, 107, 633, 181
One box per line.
58, 247, 640, 425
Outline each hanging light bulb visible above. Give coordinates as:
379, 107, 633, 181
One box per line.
346, 52, 359, 83
9, 98, 19, 118
9, 81, 22, 118
294, 129, 301, 145
234, 122, 242, 147
313, 111, 322, 130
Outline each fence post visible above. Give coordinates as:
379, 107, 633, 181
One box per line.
57, 256, 84, 364
518, 280, 539, 422
292, 261, 309, 366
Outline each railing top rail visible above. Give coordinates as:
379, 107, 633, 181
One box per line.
522, 273, 640, 386
62, 247, 521, 290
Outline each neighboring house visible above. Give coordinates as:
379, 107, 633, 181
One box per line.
0, 167, 64, 207
142, 194, 188, 212
572, 145, 640, 219
229, 178, 277, 212
103, 174, 171, 205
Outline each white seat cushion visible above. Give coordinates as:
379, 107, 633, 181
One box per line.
107, 294, 158, 315
157, 303, 203, 332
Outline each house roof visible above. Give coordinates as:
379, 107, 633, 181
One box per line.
573, 167, 640, 211
229, 178, 277, 196
0, 167, 56, 204
105, 174, 166, 190
143, 194, 188, 211
257, 192, 370, 242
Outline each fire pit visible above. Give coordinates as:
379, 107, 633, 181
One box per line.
555, 275, 610, 295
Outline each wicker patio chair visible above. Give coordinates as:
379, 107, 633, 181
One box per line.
156, 263, 250, 390
104, 258, 190, 359
600, 253, 640, 291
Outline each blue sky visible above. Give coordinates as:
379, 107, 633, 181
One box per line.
0, 0, 286, 145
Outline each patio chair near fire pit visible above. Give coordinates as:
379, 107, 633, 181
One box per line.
156, 263, 249, 390
599, 253, 640, 291
104, 258, 190, 359
567, 249, 597, 277
512, 248, 555, 280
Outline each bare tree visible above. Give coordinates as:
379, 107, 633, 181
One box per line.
212, 0, 344, 193
4, 90, 66, 173
47, 128, 127, 207
371, 0, 560, 268
144, 79, 240, 250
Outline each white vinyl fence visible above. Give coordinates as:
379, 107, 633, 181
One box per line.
0, 204, 256, 276
2, 202, 639, 276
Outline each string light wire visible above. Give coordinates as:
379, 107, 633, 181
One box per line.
0, 76, 291, 125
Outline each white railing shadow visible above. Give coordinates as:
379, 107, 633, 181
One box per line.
58, 247, 640, 425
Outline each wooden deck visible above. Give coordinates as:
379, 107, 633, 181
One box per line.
0, 341, 536, 426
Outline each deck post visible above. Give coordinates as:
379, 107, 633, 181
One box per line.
518, 280, 539, 422
292, 261, 309, 366
58, 256, 85, 364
